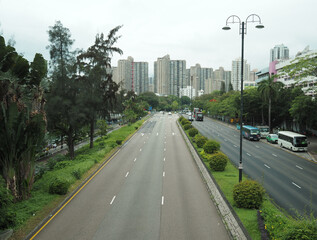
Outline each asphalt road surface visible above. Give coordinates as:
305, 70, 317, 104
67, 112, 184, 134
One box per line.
31, 113, 230, 240
193, 116, 317, 217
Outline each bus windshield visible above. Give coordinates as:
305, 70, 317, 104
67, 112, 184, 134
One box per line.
251, 130, 260, 135
293, 137, 308, 147
259, 128, 269, 132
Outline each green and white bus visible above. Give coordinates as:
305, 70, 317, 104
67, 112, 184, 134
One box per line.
278, 131, 308, 152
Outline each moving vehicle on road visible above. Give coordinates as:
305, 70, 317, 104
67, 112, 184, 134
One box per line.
278, 131, 308, 152
242, 125, 260, 141
188, 115, 194, 121
266, 134, 278, 144
195, 112, 203, 121
256, 125, 270, 138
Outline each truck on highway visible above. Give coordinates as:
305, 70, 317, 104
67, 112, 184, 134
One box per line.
195, 112, 204, 121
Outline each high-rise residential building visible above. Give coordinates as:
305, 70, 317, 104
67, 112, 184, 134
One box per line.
115, 57, 149, 94
231, 58, 250, 91
270, 44, 289, 63
117, 56, 134, 92
134, 62, 149, 94
154, 55, 170, 95
188, 64, 213, 96
170, 60, 186, 96
213, 67, 232, 93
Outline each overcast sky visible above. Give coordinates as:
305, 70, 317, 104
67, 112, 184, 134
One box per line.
1, 0, 316, 76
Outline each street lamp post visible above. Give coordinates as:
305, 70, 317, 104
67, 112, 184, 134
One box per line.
222, 14, 264, 182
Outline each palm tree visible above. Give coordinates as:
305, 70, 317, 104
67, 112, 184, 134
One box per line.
257, 75, 284, 132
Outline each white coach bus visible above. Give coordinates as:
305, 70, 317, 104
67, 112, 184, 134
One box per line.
278, 131, 308, 152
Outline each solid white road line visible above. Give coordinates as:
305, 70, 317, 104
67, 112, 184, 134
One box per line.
292, 182, 302, 189
110, 196, 116, 205
163, 172, 165, 177
161, 196, 164, 205
125, 172, 129, 178
296, 165, 303, 170
264, 164, 271, 169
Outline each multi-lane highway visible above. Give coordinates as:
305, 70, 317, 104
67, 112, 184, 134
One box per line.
31, 113, 230, 240
193, 116, 317, 217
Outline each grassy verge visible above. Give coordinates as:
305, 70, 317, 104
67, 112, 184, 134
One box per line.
9, 120, 144, 240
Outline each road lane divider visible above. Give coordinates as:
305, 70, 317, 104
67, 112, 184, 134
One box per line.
110, 196, 116, 205
296, 165, 303, 170
264, 164, 271, 169
161, 196, 164, 205
247, 153, 251, 157
292, 182, 302, 189
272, 154, 278, 157
125, 172, 129, 178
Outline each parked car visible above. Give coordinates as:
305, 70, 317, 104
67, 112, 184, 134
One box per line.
168, 112, 172, 115
266, 134, 278, 144
188, 115, 194, 121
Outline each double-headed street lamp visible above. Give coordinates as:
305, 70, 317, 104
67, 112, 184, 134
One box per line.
222, 14, 264, 182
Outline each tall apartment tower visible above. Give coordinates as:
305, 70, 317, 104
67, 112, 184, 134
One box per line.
134, 62, 149, 94
117, 56, 134, 92
213, 67, 232, 93
154, 55, 170, 95
170, 60, 186, 97
232, 58, 250, 91
187, 64, 213, 96
270, 44, 289, 63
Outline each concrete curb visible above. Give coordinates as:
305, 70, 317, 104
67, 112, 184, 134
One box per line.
177, 120, 249, 240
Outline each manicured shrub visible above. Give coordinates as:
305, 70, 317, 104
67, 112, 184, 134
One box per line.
49, 177, 70, 195
188, 128, 198, 137
233, 180, 265, 209
203, 139, 220, 154
181, 118, 190, 125
195, 135, 208, 148
209, 152, 228, 171
183, 123, 193, 130
179, 116, 185, 122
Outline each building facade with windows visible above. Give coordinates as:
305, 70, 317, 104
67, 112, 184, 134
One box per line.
231, 58, 250, 91
270, 44, 289, 63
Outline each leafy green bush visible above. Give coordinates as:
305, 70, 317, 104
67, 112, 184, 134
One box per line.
203, 139, 220, 154
188, 128, 198, 137
116, 139, 123, 145
195, 135, 208, 148
0, 177, 16, 230
179, 116, 185, 122
47, 158, 57, 170
54, 161, 73, 170
282, 219, 317, 240
48, 177, 70, 195
209, 152, 228, 171
72, 169, 82, 180
233, 180, 265, 209
181, 118, 190, 125
183, 123, 193, 130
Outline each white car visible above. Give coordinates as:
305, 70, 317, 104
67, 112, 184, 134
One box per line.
168, 112, 172, 115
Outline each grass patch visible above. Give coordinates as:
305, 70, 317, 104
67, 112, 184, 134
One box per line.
9, 119, 144, 240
